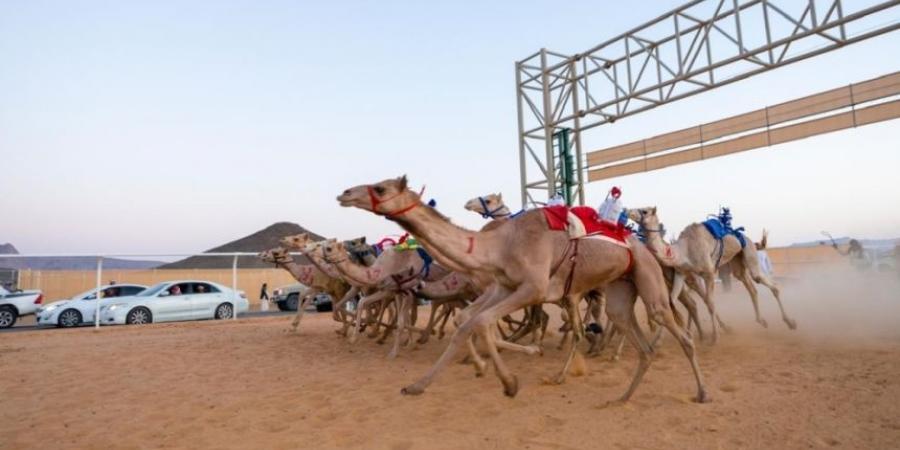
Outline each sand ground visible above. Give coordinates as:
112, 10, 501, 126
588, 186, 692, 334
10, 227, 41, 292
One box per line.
3, 270, 900, 449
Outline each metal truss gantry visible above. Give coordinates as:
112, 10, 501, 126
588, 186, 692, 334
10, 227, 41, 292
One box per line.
516, 0, 900, 207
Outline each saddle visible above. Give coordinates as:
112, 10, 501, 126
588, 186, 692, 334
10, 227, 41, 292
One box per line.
542, 205, 631, 247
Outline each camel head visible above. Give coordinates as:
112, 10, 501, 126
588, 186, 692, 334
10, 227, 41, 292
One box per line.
258, 247, 293, 265
628, 206, 660, 230
464, 193, 507, 218
280, 233, 311, 250
343, 236, 368, 253
321, 239, 348, 264
337, 175, 420, 217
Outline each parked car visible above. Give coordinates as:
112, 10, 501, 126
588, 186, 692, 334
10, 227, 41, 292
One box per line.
99, 280, 248, 325
0, 285, 43, 328
36, 284, 147, 327
272, 283, 332, 312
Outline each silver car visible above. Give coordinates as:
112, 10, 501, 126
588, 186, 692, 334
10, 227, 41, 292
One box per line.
99, 280, 248, 325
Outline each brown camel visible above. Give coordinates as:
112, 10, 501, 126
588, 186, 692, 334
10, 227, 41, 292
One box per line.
629, 207, 797, 344
257, 247, 351, 332
336, 176, 708, 402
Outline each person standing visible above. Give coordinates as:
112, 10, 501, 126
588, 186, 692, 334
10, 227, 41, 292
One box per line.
259, 283, 270, 312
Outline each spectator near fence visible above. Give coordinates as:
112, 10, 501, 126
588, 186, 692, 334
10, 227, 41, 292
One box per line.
259, 283, 269, 311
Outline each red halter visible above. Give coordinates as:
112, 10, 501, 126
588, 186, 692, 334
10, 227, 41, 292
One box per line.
367, 185, 424, 218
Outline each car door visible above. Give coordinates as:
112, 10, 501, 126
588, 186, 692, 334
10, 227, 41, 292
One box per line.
151, 283, 194, 322
189, 283, 221, 319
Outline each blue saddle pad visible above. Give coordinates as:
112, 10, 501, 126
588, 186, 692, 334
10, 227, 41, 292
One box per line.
703, 219, 747, 248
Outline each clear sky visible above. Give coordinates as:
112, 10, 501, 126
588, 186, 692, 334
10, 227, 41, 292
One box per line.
2, 0, 899, 255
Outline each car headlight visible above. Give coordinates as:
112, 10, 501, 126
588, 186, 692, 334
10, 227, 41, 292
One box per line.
42, 304, 60, 313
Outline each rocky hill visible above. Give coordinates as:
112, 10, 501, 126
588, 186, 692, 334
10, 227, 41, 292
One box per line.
159, 222, 324, 269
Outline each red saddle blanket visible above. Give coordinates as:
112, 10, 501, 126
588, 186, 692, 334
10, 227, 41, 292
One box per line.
542, 205, 631, 243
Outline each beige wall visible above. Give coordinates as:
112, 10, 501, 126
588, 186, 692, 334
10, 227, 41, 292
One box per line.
17, 268, 299, 305
16, 246, 846, 302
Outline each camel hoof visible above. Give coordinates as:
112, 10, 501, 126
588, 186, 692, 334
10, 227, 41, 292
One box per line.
551, 374, 566, 385
759, 319, 769, 329
786, 319, 798, 330
503, 376, 519, 398
386, 350, 398, 359
401, 385, 425, 396
695, 391, 712, 403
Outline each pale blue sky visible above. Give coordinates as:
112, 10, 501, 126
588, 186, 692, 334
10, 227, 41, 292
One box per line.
1, 0, 899, 255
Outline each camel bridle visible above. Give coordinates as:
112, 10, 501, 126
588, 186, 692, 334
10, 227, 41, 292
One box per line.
367, 185, 424, 218
477, 197, 510, 219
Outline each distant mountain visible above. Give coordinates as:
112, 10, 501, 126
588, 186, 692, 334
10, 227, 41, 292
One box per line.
159, 222, 324, 269
0, 242, 164, 271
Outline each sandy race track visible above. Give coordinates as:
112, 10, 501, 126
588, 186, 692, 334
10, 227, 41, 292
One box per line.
3, 269, 900, 449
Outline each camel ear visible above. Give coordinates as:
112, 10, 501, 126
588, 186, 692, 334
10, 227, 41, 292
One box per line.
651, 206, 657, 215
360, 237, 367, 244
497, 193, 503, 200
398, 175, 408, 191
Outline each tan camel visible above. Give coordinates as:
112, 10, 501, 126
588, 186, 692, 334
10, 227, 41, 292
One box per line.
336, 176, 708, 402
629, 207, 797, 344
320, 239, 432, 359
280, 234, 388, 338
416, 271, 478, 343
257, 247, 351, 332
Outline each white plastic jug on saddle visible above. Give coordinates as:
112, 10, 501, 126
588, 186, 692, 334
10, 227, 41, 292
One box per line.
598, 186, 625, 225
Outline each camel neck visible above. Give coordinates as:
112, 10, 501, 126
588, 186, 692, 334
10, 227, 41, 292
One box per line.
644, 229, 681, 267
281, 261, 313, 285
391, 204, 488, 273
305, 250, 342, 279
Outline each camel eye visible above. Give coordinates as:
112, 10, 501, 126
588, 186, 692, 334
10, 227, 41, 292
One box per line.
374, 186, 386, 195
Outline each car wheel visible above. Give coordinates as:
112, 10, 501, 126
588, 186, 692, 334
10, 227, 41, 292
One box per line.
0, 306, 17, 329
58, 309, 82, 328
275, 301, 288, 311
285, 294, 299, 311
125, 307, 152, 325
215, 303, 233, 319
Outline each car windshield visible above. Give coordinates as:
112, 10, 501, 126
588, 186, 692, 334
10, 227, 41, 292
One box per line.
137, 283, 170, 297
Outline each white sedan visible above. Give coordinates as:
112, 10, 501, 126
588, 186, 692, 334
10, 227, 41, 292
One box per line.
100, 280, 248, 325
36, 284, 147, 328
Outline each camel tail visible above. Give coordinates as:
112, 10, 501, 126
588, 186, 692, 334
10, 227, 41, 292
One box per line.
757, 229, 769, 250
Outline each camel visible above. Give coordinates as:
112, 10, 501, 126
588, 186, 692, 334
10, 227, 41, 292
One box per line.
629, 207, 797, 344
280, 234, 390, 338
257, 247, 352, 332
320, 239, 445, 359
336, 176, 708, 402
415, 271, 478, 343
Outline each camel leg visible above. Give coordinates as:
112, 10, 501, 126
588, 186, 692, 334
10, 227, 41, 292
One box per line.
550, 296, 584, 385
333, 286, 359, 323
677, 289, 704, 342
387, 294, 410, 359
692, 272, 720, 344
686, 273, 729, 334
437, 303, 454, 339
349, 290, 389, 344
469, 284, 543, 397
417, 301, 442, 345
402, 286, 510, 395
377, 301, 397, 344
602, 280, 653, 402
611, 333, 627, 362
736, 266, 768, 328
290, 289, 319, 332
745, 258, 797, 330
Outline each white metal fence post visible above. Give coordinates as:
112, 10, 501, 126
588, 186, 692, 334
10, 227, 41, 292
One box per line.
94, 256, 103, 329
232, 254, 238, 320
